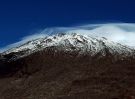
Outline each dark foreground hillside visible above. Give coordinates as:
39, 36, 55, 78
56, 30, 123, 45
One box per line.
0, 48, 135, 99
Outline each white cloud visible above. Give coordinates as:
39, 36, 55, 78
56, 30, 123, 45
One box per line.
1, 23, 135, 52
67, 23, 135, 47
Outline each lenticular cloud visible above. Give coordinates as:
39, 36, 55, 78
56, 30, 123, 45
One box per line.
1, 23, 135, 52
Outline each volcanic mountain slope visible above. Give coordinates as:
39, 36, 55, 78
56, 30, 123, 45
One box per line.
0, 33, 135, 99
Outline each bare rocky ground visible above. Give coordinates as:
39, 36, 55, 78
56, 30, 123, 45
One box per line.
0, 48, 135, 99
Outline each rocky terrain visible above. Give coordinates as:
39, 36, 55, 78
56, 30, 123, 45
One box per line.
0, 33, 135, 99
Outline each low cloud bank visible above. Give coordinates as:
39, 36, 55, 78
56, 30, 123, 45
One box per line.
1, 23, 135, 52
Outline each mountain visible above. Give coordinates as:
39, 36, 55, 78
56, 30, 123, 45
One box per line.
0, 33, 135, 99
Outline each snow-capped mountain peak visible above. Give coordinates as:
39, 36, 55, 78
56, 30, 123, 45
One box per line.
2, 33, 135, 60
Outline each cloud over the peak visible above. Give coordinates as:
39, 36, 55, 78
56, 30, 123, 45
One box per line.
40, 23, 135, 47
1, 23, 135, 52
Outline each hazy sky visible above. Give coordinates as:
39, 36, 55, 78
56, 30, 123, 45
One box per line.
0, 0, 135, 48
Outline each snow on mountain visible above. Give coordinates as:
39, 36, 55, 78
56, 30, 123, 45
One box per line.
1, 33, 135, 60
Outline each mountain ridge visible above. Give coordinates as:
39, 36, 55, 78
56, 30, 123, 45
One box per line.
1, 33, 135, 61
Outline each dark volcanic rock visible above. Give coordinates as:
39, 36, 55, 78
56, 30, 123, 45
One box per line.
0, 48, 135, 99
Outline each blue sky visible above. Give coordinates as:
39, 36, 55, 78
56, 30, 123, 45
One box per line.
0, 0, 135, 48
